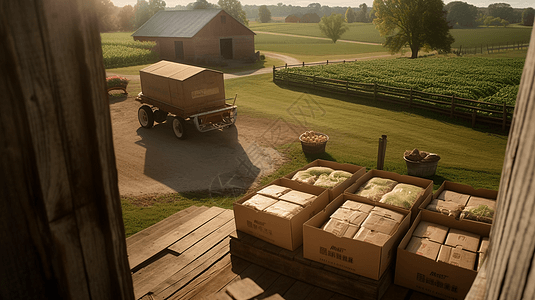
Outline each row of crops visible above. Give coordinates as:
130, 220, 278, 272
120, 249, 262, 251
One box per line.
278, 57, 525, 106
101, 33, 159, 69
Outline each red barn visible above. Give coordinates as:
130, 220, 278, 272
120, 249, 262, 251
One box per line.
133, 9, 255, 63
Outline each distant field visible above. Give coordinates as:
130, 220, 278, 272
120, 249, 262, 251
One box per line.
278, 56, 524, 105
255, 33, 387, 62
101, 32, 159, 69
251, 22, 533, 49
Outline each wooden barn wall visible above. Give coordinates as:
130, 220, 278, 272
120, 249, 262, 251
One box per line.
0, 0, 134, 299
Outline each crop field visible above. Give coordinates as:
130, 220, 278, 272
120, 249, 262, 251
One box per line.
255, 33, 387, 61
250, 22, 533, 48
278, 56, 524, 105
101, 32, 159, 69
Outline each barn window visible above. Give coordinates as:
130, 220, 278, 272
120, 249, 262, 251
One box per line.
221, 15, 226, 24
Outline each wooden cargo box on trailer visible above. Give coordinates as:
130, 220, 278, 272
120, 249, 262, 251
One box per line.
139, 60, 226, 115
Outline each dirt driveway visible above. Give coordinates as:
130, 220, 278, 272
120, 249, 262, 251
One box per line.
111, 96, 305, 197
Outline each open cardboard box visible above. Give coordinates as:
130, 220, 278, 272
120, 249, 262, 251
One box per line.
344, 169, 433, 223
233, 178, 329, 251
283, 159, 366, 200
419, 181, 498, 225
395, 210, 491, 300
303, 194, 411, 280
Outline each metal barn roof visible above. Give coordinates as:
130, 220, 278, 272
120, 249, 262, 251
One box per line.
132, 9, 225, 38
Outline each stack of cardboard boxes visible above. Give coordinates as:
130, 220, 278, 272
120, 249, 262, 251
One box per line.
233, 160, 497, 300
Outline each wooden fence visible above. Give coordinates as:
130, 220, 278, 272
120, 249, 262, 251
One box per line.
453, 41, 529, 55
273, 64, 514, 130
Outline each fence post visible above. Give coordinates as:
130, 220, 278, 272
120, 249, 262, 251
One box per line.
343, 60, 345, 64
472, 111, 477, 128
409, 88, 413, 108
503, 103, 507, 131
374, 83, 377, 101
285, 63, 287, 69
302, 62, 305, 67
450, 95, 455, 118
273, 65, 276, 82
346, 81, 349, 95
313, 75, 316, 88
377, 135, 387, 170
327, 60, 329, 65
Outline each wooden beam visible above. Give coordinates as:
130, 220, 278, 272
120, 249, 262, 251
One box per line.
0, 0, 133, 299
466, 23, 535, 300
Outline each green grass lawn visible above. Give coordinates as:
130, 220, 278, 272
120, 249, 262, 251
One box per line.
250, 22, 533, 49
122, 72, 507, 237
255, 33, 389, 62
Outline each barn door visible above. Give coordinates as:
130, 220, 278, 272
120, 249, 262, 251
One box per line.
175, 41, 184, 60
220, 38, 233, 59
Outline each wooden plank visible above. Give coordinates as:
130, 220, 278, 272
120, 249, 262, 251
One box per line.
182, 256, 251, 300
225, 278, 264, 300
471, 28, 535, 300
303, 286, 335, 300
379, 284, 411, 300
262, 294, 285, 300
133, 220, 235, 299
127, 206, 206, 247
1, 1, 133, 299
128, 206, 226, 269
168, 210, 234, 254
257, 275, 296, 300
282, 281, 316, 300
230, 235, 389, 300
151, 237, 231, 299
252, 269, 282, 295
166, 253, 233, 300
203, 291, 233, 300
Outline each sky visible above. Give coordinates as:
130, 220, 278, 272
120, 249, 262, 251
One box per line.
110, 0, 533, 9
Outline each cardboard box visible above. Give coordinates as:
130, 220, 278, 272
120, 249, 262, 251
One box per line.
303, 194, 411, 280
437, 245, 477, 270
406, 237, 441, 260
478, 237, 490, 271
395, 210, 491, 300
420, 181, 498, 225
139, 61, 226, 115
233, 178, 329, 251
284, 159, 366, 200
413, 221, 449, 244
345, 169, 433, 223
444, 228, 480, 253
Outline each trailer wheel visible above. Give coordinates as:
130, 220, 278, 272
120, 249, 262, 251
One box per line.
172, 117, 187, 140
138, 105, 154, 128
154, 109, 168, 123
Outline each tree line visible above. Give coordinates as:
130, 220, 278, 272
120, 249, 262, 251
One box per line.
97, 0, 533, 33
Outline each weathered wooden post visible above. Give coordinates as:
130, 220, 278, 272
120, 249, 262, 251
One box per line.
377, 135, 387, 170
273, 65, 276, 82
450, 95, 456, 118
0, 0, 134, 299
466, 25, 535, 300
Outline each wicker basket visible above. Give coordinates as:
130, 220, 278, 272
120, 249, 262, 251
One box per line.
299, 132, 329, 154
404, 156, 439, 177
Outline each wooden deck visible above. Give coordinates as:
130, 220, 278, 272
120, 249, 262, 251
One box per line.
127, 206, 439, 300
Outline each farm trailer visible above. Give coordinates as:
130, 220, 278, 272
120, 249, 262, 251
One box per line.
135, 60, 237, 139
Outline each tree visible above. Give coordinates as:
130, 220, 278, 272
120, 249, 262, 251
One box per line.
191, 0, 216, 9
134, 0, 151, 29
148, 0, 166, 15
522, 7, 534, 26
301, 12, 321, 23
345, 7, 356, 23
219, 0, 248, 25
488, 3, 514, 22
373, 0, 454, 59
258, 5, 272, 23
97, 0, 117, 32
118, 5, 135, 31
356, 3, 368, 22
319, 13, 349, 43
445, 1, 478, 27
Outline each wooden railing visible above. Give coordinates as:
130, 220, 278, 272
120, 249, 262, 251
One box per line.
453, 41, 529, 55
273, 63, 514, 130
